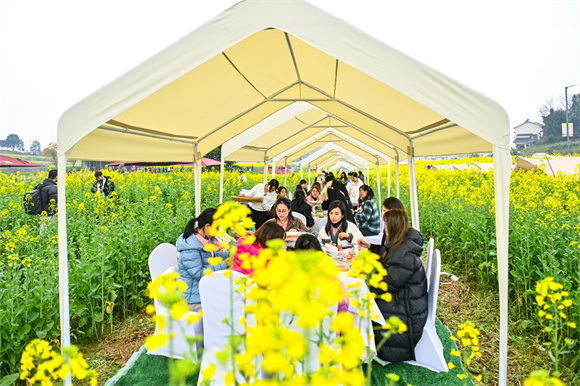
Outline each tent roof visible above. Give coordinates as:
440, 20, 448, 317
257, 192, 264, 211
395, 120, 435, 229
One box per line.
0, 155, 44, 167
58, 0, 509, 163
297, 143, 369, 168
223, 103, 400, 162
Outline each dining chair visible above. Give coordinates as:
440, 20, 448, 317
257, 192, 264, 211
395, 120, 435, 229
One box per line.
291, 211, 307, 225
198, 270, 254, 385
425, 238, 435, 290
147, 265, 203, 361
148, 243, 178, 281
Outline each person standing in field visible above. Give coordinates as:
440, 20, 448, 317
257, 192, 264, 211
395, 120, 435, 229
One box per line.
37, 169, 58, 233
91, 171, 115, 198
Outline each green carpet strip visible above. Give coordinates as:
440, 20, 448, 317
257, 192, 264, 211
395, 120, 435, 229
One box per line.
107, 318, 473, 386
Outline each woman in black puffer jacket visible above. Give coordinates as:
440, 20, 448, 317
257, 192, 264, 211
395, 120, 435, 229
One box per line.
370, 209, 428, 363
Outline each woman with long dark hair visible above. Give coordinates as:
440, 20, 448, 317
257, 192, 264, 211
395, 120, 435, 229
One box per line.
177, 208, 231, 311
370, 209, 427, 363
357, 196, 405, 252
354, 185, 381, 236
232, 221, 286, 276
291, 190, 315, 228
321, 177, 354, 222
317, 200, 362, 247
266, 197, 311, 232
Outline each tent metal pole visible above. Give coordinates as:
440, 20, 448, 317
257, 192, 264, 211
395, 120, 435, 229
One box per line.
284, 157, 288, 187
57, 153, 72, 386
307, 164, 311, 188
194, 144, 201, 217
388, 159, 391, 198
396, 154, 400, 199
408, 141, 420, 231
263, 153, 268, 184
272, 160, 276, 181
376, 157, 381, 214
300, 165, 303, 180
493, 146, 511, 386
219, 153, 225, 204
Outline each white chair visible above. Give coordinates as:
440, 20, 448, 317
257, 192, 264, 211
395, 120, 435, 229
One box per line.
318, 217, 328, 230
147, 265, 203, 361
198, 270, 251, 385
404, 249, 448, 372
291, 211, 307, 226
425, 238, 435, 290
148, 243, 178, 281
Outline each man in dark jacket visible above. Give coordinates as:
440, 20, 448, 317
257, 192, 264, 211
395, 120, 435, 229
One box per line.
371, 227, 428, 362
39, 169, 58, 216
91, 171, 115, 197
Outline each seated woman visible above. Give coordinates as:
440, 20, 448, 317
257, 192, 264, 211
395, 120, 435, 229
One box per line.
277, 186, 288, 199
354, 185, 381, 236
306, 182, 322, 204
232, 222, 286, 276
318, 200, 363, 247
294, 233, 322, 251
242, 179, 279, 229
357, 197, 405, 253
177, 208, 231, 311
321, 178, 354, 223
291, 190, 315, 228
266, 197, 311, 233
370, 209, 427, 363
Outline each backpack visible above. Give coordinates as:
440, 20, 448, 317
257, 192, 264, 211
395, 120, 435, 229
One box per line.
23, 184, 44, 215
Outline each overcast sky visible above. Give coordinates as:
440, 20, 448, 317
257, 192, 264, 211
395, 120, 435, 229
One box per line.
1, 0, 579, 150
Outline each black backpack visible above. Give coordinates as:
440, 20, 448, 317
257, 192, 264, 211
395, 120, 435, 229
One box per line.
23, 184, 45, 215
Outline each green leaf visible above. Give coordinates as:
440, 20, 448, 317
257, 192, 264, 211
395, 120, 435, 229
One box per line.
0, 373, 19, 386
94, 313, 104, 322
36, 330, 47, 339
19, 324, 31, 337
135, 297, 144, 308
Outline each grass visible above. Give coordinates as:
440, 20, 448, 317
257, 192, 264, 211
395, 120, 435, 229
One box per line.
75, 260, 579, 386
436, 261, 580, 386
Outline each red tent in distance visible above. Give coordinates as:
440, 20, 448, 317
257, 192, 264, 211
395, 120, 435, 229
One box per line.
0, 155, 44, 167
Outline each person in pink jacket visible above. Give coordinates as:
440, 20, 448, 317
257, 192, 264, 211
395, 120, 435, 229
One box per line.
232, 222, 286, 276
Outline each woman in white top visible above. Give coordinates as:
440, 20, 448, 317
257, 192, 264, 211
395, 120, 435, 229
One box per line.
242, 179, 279, 229
318, 200, 363, 247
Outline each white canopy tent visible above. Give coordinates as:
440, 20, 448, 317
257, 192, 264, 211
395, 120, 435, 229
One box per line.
56, 0, 511, 383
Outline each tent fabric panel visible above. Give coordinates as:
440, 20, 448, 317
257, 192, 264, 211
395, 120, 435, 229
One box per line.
68, 129, 196, 162
225, 148, 266, 163
224, 29, 298, 97
308, 101, 410, 152
334, 126, 401, 160
289, 35, 337, 96
112, 54, 264, 138
412, 126, 493, 156
197, 101, 294, 157
335, 60, 447, 131
270, 0, 509, 149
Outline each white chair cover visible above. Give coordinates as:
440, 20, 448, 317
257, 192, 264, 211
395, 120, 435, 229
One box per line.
291, 211, 307, 226
425, 238, 435, 290
318, 217, 328, 231
147, 265, 203, 361
198, 270, 250, 385
148, 243, 178, 281
405, 249, 448, 372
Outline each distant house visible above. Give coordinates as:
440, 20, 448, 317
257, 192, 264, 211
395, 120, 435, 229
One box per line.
513, 120, 543, 150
